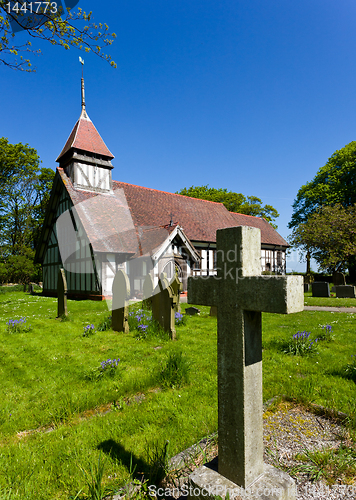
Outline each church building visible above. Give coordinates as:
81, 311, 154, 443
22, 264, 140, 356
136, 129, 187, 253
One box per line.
35, 78, 289, 300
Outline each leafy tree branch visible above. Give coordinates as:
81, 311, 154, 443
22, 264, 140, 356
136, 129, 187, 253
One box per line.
0, 1, 117, 71
289, 141, 356, 230
289, 204, 356, 274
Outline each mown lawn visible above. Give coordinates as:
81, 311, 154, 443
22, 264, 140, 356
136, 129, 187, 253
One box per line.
304, 289, 356, 308
0, 289, 355, 499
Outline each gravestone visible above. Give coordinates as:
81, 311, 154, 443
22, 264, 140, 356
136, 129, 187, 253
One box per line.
335, 285, 356, 298
170, 274, 183, 313
304, 283, 310, 293
312, 281, 330, 297
112, 270, 130, 332
143, 273, 154, 309
333, 271, 346, 286
23, 284, 27, 292
185, 306, 200, 316
152, 275, 177, 340
57, 268, 68, 318
29, 283, 34, 295
187, 226, 303, 500
209, 305, 217, 317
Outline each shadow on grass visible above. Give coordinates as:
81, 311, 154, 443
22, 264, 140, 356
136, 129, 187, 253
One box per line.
98, 438, 170, 486
97, 439, 147, 480
327, 367, 356, 384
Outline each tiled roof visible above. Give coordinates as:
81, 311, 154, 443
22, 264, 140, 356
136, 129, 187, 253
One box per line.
114, 181, 234, 243
228, 212, 289, 247
56, 110, 114, 161
58, 169, 136, 254
113, 181, 289, 247
58, 169, 288, 249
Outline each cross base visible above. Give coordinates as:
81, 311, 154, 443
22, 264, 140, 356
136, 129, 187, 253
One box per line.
187, 459, 296, 500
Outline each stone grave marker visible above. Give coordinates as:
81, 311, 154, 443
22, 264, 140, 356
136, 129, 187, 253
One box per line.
29, 283, 34, 295
112, 270, 130, 332
333, 271, 346, 286
185, 306, 200, 316
170, 274, 183, 313
335, 285, 356, 298
209, 305, 217, 316
152, 275, 177, 340
187, 226, 303, 499
312, 281, 330, 297
304, 283, 310, 293
57, 268, 68, 318
143, 273, 154, 309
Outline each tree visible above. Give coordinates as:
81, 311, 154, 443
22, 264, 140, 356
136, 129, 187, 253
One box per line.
289, 141, 356, 229
289, 204, 356, 274
0, 138, 54, 283
176, 185, 279, 226
289, 141, 356, 277
0, 1, 116, 71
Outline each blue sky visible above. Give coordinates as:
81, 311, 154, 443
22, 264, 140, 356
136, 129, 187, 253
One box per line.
2, 0, 356, 272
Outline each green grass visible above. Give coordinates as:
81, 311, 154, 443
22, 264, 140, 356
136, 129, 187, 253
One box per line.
304, 291, 356, 308
295, 445, 356, 485
262, 310, 356, 414
0, 291, 356, 498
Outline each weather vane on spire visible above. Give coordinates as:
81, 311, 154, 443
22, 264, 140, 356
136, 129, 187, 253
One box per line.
79, 57, 85, 111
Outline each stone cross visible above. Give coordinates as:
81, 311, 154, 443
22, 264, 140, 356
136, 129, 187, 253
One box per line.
57, 268, 68, 318
152, 275, 177, 340
170, 274, 183, 313
188, 226, 303, 490
112, 270, 130, 333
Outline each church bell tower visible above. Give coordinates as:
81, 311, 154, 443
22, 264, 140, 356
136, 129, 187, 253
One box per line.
56, 70, 114, 194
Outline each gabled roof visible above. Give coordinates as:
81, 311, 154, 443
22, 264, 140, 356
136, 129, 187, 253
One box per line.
56, 109, 114, 162
52, 169, 288, 257
113, 181, 236, 243
113, 181, 289, 247
228, 212, 289, 247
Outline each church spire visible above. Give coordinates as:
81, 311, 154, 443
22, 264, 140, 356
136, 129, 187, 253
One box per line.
81, 77, 85, 111
56, 60, 114, 194
79, 57, 87, 117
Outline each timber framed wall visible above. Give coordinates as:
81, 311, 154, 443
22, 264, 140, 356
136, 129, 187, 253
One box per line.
41, 184, 101, 298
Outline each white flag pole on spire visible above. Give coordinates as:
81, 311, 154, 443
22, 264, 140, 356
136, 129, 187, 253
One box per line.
79, 56, 84, 78
79, 57, 85, 110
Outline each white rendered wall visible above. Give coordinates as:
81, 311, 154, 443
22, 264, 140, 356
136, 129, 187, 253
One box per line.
75, 164, 111, 192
